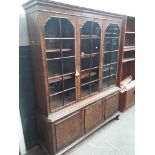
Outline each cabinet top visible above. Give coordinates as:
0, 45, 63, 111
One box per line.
23, 0, 123, 19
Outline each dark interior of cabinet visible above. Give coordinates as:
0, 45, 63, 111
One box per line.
80, 21, 101, 99
123, 50, 135, 59
121, 61, 135, 81
124, 33, 135, 47
126, 16, 135, 32
44, 17, 76, 111
121, 16, 135, 82
103, 24, 120, 90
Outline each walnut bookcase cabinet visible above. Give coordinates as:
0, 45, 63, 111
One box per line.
118, 16, 135, 112
23, 0, 122, 154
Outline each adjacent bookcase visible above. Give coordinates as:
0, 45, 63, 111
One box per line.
118, 16, 135, 112
118, 16, 135, 83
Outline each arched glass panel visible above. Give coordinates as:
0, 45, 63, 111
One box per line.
80, 21, 101, 99
44, 17, 75, 110
103, 24, 120, 90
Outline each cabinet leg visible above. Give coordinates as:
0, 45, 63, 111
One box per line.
115, 114, 120, 120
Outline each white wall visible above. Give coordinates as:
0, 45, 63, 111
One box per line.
19, 0, 30, 46
19, 0, 135, 153
19, 0, 135, 45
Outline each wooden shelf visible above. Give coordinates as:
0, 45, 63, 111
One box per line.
104, 50, 118, 53
103, 74, 116, 79
81, 35, 100, 39
105, 37, 119, 38
81, 79, 99, 86
81, 71, 96, 79
46, 48, 72, 53
45, 38, 74, 40
48, 75, 73, 83
46, 56, 75, 61
49, 86, 75, 97
103, 62, 117, 67
123, 46, 135, 52
105, 32, 118, 35
125, 32, 135, 34
81, 66, 99, 72
81, 53, 98, 58
123, 58, 135, 63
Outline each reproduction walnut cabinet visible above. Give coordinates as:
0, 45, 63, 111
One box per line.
23, 0, 122, 154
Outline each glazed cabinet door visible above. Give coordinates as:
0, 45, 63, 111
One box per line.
102, 20, 121, 90
105, 93, 119, 119
39, 13, 78, 112
54, 111, 82, 152
77, 17, 103, 99
84, 101, 102, 133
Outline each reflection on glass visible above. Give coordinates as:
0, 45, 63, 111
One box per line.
46, 51, 61, 59
91, 81, 99, 93
110, 63, 117, 75
81, 84, 90, 98
103, 77, 109, 89
103, 65, 110, 77
81, 58, 90, 70
62, 39, 74, 57
50, 93, 63, 110
112, 26, 120, 37
44, 17, 60, 38
109, 75, 116, 86
92, 39, 100, 53
111, 51, 118, 63
49, 80, 63, 94
64, 89, 76, 105
61, 18, 74, 38
63, 74, 75, 90
81, 39, 91, 54
81, 21, 91, 37
45, 39, 60, 50
92, 22, 101, 37
91, 54, 99, 68
90, 68, 99, 81
112, 38, 119, 50
104, 52, 111, 64
105, 26, 113, 37
47, 59, 62, 77
63, 57, 75, 74
81, 70, 90, 84
104, 38, 112, 51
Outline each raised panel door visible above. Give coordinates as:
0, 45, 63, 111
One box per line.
105, 93, 119, 119
54, 111, 82, 152
84, 101, 102, 133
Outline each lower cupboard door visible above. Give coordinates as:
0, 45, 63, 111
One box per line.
105, 93, 119, 119
84, 101, 102, 133
54, 111, 82, 152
